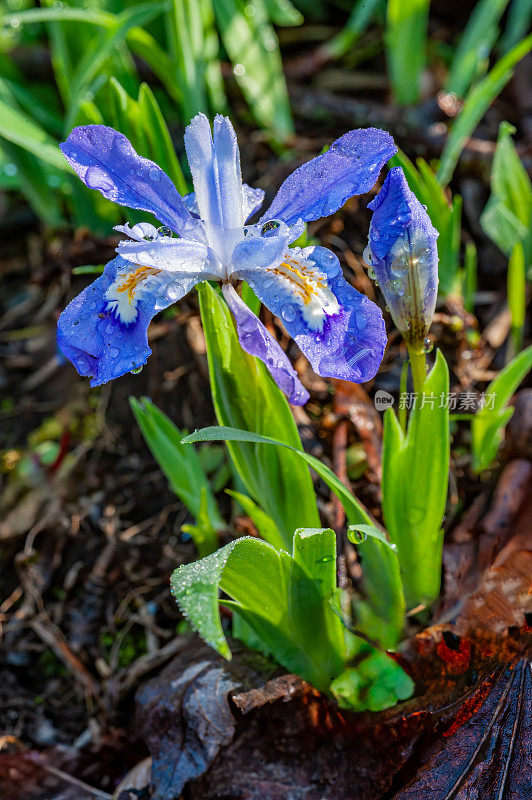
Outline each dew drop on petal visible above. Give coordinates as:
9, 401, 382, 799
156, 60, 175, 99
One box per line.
281, 305, 296, 323
423, 337, 433, 354
166, 282, 184, 302
362, 245, 373, 266
131, 222, 158, 241
130, 365, 143, 375
157, 226, 173, 238
149, 167, 160, 181
385, 278, 405, 298
368, 267, 376, 281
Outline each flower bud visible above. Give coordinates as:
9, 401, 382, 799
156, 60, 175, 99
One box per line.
365, 167, 438, 349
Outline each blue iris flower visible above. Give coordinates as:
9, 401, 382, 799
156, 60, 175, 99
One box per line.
365, 167, 439, 348
58, 114, 396, 405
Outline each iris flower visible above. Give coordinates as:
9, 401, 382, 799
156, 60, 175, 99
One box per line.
365, 167, 439, 350
58, 114, 396, 405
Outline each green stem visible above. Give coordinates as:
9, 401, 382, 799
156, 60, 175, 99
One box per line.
406, 343, 427, 397
398, 358, 409, 433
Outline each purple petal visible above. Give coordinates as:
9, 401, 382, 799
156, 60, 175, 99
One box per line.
222, 283, 309, 406
60, 126, 195, 236
235, 246, 386, 383
57, 256, 200, 386
263, 128, 397, 227
367, 168, 439, 340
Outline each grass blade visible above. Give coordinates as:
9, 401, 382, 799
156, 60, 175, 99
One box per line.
437, 34, 532, 186
386, 0, 430, 105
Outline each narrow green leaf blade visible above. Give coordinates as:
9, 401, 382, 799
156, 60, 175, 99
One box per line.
472, 345, 532, 471
437, 35, 532, 185
386, 0, 430, 105
197, 282, 320, 544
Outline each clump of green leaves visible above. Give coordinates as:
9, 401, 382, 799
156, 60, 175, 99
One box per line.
472, 346, 532, 473
172, 527, 413, 711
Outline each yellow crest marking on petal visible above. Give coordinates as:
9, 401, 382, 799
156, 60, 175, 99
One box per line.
105, 265, 161, 324
270, 251, 340, 332
272, 256, 326, 306
116, 265, 161, 304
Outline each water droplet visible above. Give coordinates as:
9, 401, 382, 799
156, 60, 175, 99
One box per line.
261, 219, 281, 237
53, 1, 63, 9
130, 365, 143, 375
362, 245, 373, 266
281, 305, 296, 323
391, 257, 410, 276
423, 337, 433, 353
149, 167, 160, 181
351, 529, 367, 544
157, 225, 172, 238
233, 63, 246, 76
167, 282, 184, 301
316, 554, 335, 564
368, 267, 376, 281
10, 17, 20, 28
385, 278, 405, 298
131, 222, 158, 241
372, 230, 380, 241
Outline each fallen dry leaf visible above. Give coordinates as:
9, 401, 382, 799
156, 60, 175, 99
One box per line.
391, 658, 531, 799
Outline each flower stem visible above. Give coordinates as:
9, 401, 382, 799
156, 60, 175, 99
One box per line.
407, 343, 427, 397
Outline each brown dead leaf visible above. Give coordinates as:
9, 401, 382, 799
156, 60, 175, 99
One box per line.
391, 658, 531, 799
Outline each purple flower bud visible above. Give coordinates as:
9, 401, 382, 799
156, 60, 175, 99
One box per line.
366, 167, 439, 348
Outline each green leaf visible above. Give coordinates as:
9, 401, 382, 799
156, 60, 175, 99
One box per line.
197, 282, 320, 545
386, 0, 430, 105
0, 94, 67, 171
212, 0, 293, 138
263, 0, 303, 26
183, 419, 370, 526
130, 396, 223, 549
480, 121, 532, 264
331, 651, 414, 712
437, 35, 532, 186
382, 350, 450, 608
64, 2, 169, 131
499, 0, 532, 53
508, 242, 526, 353
325, 0, 383, 60
171, 529, 348, 691
445, 0, 510, 98
226, 489, 285, 549
181, 487, 221, 558
182, 422, 405, 643
166, 0, 211, 120
463, 241, 478, 313
347, 524, 404, 649
137, 83, 188, 194
472, 345, 532, 472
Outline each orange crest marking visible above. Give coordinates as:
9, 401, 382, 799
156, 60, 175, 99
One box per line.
116, 265, 161, 305
272, 257, 326, 306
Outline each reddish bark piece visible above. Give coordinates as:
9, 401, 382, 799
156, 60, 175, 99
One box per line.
391, 659, 531, 800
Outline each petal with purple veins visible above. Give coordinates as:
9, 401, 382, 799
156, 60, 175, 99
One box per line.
61, 126, 196, 237
57, 256, 202, 386
263, 128, 397, 227
234, 246, 387, 383
222, 283, 309, 406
